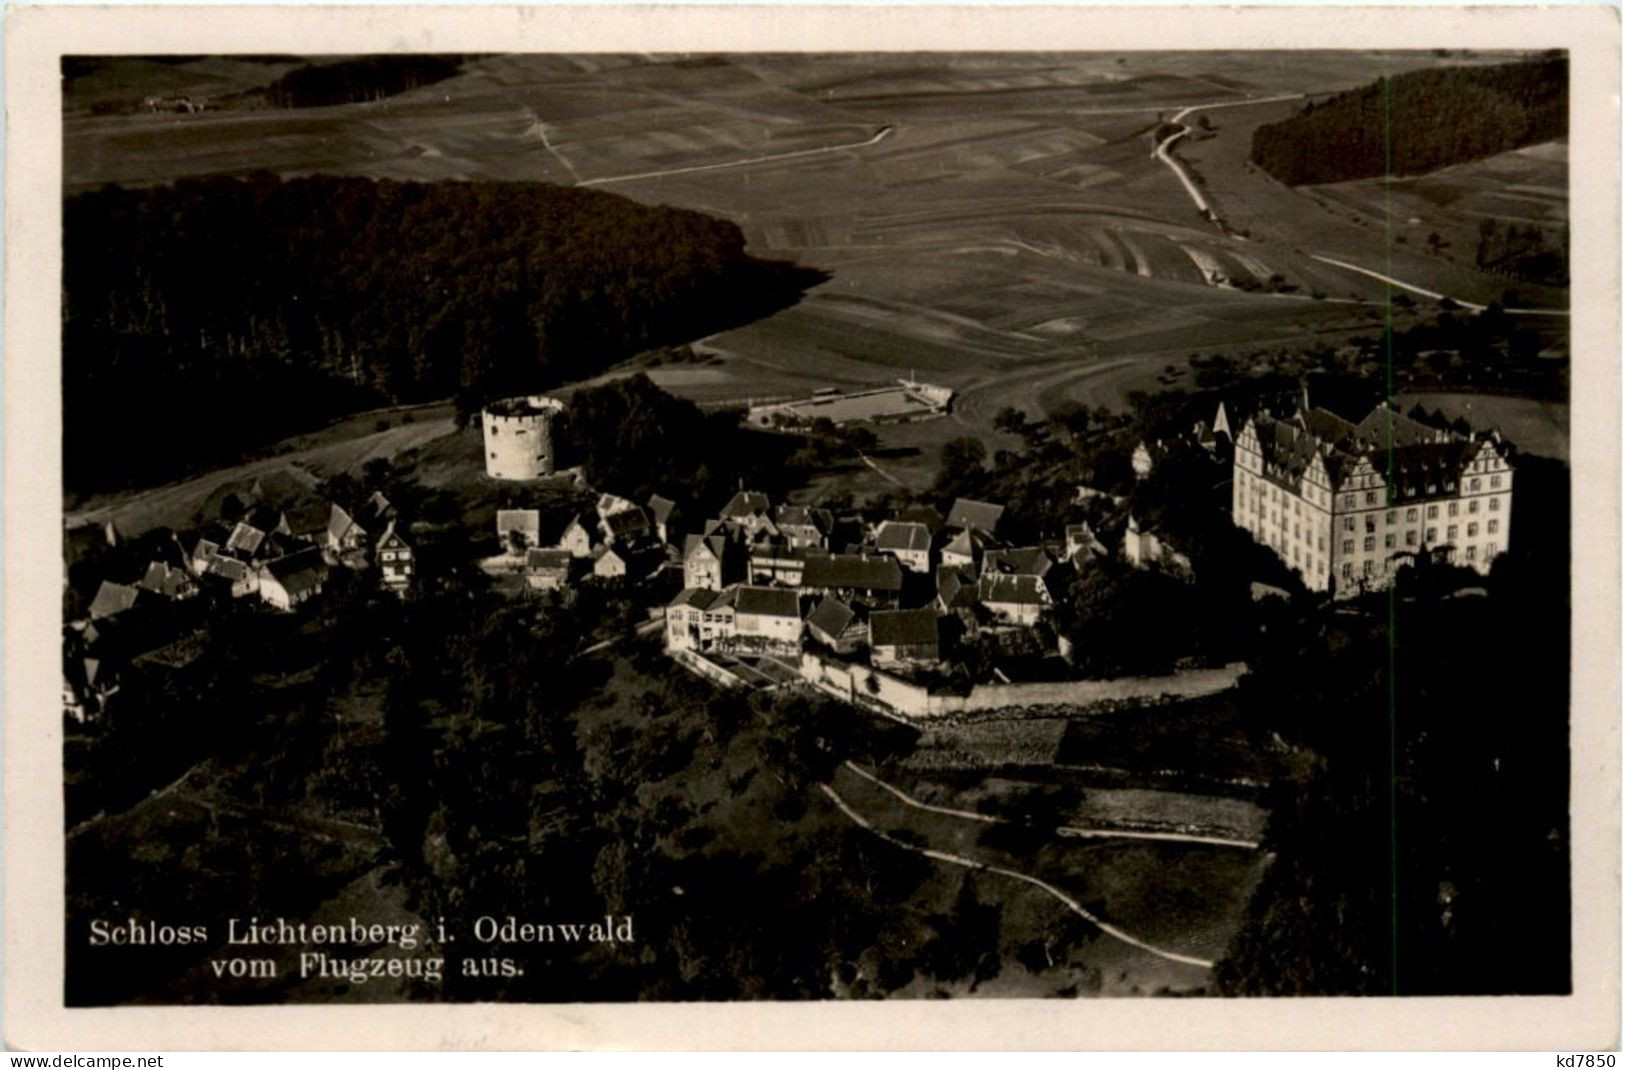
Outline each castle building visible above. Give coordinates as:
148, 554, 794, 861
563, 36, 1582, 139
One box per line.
1232, 400, 1513, 597
480, 395, 564, 481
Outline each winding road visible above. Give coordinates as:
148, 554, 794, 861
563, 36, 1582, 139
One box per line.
1151, 94, 1305, 225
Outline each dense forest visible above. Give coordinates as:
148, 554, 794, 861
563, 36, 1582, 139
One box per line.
1251, 56, 1567, 185
260, 55, 466, 108
62, 175, 824, 494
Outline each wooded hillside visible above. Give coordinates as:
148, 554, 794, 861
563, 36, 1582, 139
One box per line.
1250, 56, 1566, 185
63, 175, 822, 494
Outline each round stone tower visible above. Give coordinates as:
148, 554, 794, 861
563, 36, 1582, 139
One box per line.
480, 394, 565, 481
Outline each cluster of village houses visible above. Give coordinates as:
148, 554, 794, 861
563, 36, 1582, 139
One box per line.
483, 479, 1186, 676
63, 470, 416, 722
654, 490, 1190, 676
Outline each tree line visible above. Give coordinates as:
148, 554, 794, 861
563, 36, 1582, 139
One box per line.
1251, 56, 1567, 185
63, 174, 825, 494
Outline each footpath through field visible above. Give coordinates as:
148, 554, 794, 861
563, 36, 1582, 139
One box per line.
580, 126, 895, 187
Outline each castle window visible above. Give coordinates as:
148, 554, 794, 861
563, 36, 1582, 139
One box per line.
1490, 498, 1500, 512
1488, 519, 1499, 534
1448, 503, 1459, 517
1364, 517, 1375, 533
1465, 546, 1477, 561
1385, 534, 1395, 549
1343, 540, 1354, 554
1343, 495, 1355, 509
1491, 475, 1502, 488
1406, 531, 1417, 546
1341, 562, 1353, 579
1487, 541, 1499, 556
1317, 535, 1325, 551
1470, 478, 1481, 491
1363, 536, 1375, 552
1386, 511, 1396, 525
1469, 499, 1480, 514
1343, 517, 1355, 532
1406, 507, 1417, 522
1426, 527, 1437, 543
1427, 505, 1439, 519
1363, 561, 1375, 577
1365, 492, 1376, 505
1468, 522, 1478, 537
1447, 525, 1458, 540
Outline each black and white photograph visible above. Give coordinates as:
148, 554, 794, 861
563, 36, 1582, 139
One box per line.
5, 3, 1620, 1051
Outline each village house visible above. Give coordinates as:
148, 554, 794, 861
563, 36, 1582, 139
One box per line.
982, 545, 1056, 579
88, 581, 146, 621
1122, 515, 1194, 579
63, 654, 119, 724
1065, 522, 1109, 562
665, 587, 732, 652
805, 597, 867, 655
731, 586, 803, 653
284, 500, 332, 544
225, 520, 271, 561
896, 504, 945, 535
749, 537, 815, 587
1131, 439, 1164, 480
647, 494, 683, 545
591, 543, 629, 581
136, 560, 198, 602
719, 490, 778, 540
683, 532, 739, 591
874, 520, 933, 573
940, 526, 997, 572
495, 509, 542, 555
558, 513, 599, 558
977, 572, 1053, 626
774, 505, 834, 550
525, 547, 572, 591
946, 497, 1005, 536
935, 565, 982, 621
257, 549, 328, 612
869, 608, 947, 668
376, 522, 414, 592
798, 553, 904, 608
596, 494, 652, 545
202, 554, 258, 599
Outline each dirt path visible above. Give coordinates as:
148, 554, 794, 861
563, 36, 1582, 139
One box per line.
818, 782, 1214, 970
1309, 254, 1569, 316
843, 762, 1260, 850
1152, 95, 1306, 225
580, 125, 894, 187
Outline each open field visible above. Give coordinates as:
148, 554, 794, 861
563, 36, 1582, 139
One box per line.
68, 51, 1566, 507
